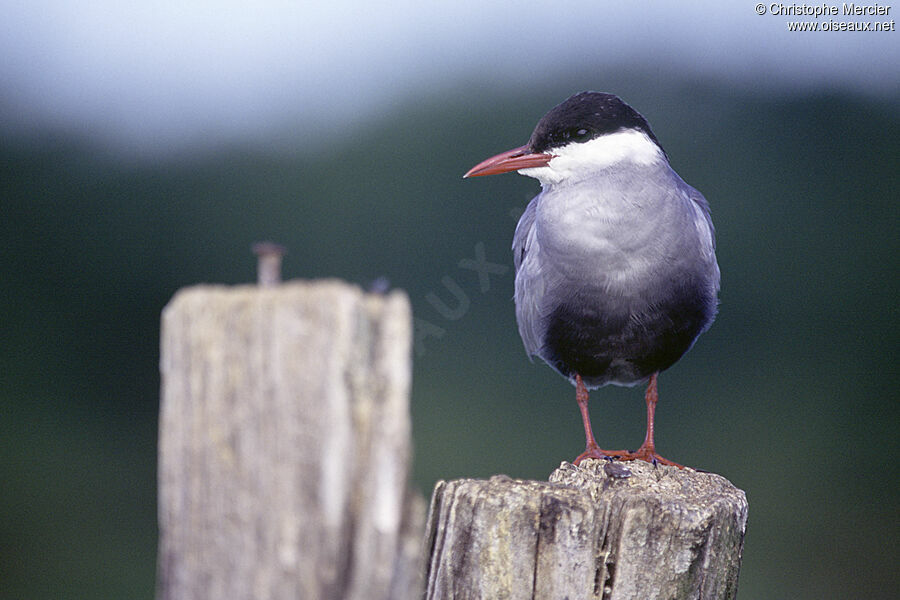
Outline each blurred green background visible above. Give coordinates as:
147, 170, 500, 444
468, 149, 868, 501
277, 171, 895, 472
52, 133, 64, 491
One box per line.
2, 3, 898, 599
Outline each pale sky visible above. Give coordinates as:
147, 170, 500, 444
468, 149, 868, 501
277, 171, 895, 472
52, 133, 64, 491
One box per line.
1, 1, 896, 156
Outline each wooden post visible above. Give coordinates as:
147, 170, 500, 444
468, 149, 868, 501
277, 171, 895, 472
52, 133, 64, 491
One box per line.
157, 280, 424, 600
157, 276, 747, 600
424, 460, 748, 600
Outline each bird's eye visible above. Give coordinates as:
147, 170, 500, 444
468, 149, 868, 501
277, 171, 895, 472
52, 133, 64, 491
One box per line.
547, 127, 592, 148
571, 128, 591, 141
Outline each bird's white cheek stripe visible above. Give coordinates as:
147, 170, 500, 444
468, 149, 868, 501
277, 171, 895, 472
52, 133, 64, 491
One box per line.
519, 130, 664, 185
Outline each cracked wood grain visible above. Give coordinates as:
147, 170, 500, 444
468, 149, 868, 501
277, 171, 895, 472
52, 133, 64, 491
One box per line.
424, 461, 747, 600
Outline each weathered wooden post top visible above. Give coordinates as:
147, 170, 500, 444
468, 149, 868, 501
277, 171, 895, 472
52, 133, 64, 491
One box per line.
425, 461, 747, 600
156, 250, 747, 600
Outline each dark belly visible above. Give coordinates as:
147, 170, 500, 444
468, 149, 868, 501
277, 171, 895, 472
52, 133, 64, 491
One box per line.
540, 285, 716, 387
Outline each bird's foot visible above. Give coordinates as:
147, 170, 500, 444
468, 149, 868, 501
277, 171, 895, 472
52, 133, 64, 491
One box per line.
619, 444, 686, 469
573, 444, 631, 466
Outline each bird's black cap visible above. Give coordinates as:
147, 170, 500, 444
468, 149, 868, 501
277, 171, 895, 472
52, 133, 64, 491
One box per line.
528, 92, 662, 154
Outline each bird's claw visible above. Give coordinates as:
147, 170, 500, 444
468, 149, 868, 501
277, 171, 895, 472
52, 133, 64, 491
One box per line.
621, 445, 685, 469
574, 444, 685, 469
573, 445, 631, 465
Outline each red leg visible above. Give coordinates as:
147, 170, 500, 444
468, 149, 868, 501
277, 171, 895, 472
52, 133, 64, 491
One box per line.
572, 374, 629, 465
623, 373, 685, 469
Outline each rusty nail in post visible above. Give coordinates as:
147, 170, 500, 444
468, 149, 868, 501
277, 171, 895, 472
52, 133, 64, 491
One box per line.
252, 241, 286, 287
